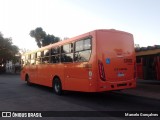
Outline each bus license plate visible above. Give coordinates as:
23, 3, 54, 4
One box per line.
118, 73, 124, 77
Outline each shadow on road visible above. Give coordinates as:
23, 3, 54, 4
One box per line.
24, 82, 160, 111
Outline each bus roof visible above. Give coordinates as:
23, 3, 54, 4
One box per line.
23, 29, 132, 55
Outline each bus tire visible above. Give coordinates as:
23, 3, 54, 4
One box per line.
26, 75, 32, 86
53, 77, 63, 95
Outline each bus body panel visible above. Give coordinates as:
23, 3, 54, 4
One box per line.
30, 65, 38, 83
96, 30, 136, 91
38, 64, 53, 86
64, 62, 90, 91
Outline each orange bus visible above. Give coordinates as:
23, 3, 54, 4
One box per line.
21, 29, 136, 95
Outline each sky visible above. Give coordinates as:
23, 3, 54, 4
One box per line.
0, 0, 160, 50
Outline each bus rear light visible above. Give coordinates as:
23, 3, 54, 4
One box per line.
98, 60, 106, 81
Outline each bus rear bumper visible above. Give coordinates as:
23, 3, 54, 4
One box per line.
97, 79, 136, 92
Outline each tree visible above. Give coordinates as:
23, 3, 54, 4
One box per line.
29, 27, 60, 48
0, 32, 19, 64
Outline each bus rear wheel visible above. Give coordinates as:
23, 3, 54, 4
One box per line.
53, 78, 62, 95
26, 75, 32, 86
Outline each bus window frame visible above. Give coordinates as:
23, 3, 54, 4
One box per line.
25, 54, 31, 65
51, 46, 60, 64
74, 37, 92, 63
31, 53, 36, 65
61, 43, 74, 63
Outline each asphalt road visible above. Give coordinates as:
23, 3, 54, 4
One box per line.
0, 74, 160, 120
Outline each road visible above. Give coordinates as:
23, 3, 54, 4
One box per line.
0, 74, 160, 120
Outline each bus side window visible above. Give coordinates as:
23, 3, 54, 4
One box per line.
51, 47, 60, 63
31, 53, 36, 65
61, 43, 73, 63
42, 49, 50, 63
74, 38, 92, 62
41, 51, 45, 64
75, 40, 83, 52
21, 55, 25, 66
84, 38, 91, 50
25, 54, 31, 65
36, 52, 41, 64
74, 50, 91, 62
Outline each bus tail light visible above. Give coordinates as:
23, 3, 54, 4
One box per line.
98, 60, 106, 81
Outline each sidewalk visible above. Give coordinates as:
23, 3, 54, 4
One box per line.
121, 79, 160, 100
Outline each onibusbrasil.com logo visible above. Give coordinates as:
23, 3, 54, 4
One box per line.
1, 112, 42, 118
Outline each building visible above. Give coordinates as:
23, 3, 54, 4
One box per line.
5, 60, 21, 73
136, 45, 160, 80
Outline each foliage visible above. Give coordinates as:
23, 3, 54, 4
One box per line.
0, 32, 19, 63
29, 27, 60, 48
